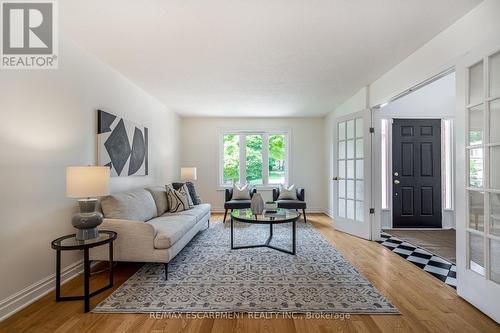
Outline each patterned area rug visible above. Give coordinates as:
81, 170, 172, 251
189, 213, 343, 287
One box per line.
94, 221, 398, 314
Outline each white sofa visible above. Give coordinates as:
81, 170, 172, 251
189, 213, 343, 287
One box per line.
89, 186, 210, 279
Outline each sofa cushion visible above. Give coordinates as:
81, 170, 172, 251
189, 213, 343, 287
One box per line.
145, 186, 169, 216
277, 200, 306, 209
147, 215, 198, 249
224, 199, 252, 209
101, 189, 157, 221
162, 203, 211, 222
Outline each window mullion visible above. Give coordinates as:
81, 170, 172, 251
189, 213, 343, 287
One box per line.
239, 135, 246, 185
263, 134, 269, 185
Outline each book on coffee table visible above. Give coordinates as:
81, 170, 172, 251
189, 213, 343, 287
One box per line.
264, 210, 286, 217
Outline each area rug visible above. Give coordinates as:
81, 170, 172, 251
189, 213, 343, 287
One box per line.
93, 221, 398, 314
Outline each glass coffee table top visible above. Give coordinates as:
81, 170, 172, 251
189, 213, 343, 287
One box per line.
231, 209, 300, 223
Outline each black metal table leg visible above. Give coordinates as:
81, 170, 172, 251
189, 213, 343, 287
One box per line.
292, 220, 296, 255
230, 216, 234, 249
55, 250, 61, 301
109, 241, 114, 286
83, 248, 90, 313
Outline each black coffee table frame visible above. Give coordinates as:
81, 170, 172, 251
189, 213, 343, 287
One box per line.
230, 210, 300, 255
51, 230, 117, 312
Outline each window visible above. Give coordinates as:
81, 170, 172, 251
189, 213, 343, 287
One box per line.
221, 131, 289, 186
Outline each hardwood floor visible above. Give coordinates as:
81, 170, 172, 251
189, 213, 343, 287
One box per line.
0, 213, 498, 333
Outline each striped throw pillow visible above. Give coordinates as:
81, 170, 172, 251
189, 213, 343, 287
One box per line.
166, 184, 191, 212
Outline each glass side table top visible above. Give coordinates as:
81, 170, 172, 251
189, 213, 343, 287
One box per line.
51, 230, 117, 250
231, 208, 300, 223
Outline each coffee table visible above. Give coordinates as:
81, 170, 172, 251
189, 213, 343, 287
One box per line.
230, 208, 300, 255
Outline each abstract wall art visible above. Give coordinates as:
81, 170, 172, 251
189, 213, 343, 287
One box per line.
97, 110, 148, 177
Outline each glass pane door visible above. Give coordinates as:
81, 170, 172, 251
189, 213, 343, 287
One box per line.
338, 117, 364, 222
334, 109, 371, 240
466, 52, 500, 281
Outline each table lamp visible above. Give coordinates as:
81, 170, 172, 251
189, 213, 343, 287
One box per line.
66, 166, 110, 240
180, 167, 197, 181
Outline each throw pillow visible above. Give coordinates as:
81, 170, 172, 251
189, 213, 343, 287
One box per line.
180, 184, 194, 208
172, 182, 202, 205
166, 184, 191, 212
232, 183, 251, 200
278, 184, 298, 200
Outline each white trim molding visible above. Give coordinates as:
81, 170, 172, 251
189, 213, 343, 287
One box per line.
0, 260, 84, 321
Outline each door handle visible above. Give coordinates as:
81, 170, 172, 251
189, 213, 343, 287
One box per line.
332, 176, 339, 181
394, 180, 400, 185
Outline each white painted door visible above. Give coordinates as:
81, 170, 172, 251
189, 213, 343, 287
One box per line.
456, 43, 500, 323
333, 110, 372, 240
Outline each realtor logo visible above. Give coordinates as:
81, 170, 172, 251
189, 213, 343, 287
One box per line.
1, 0, 58, 69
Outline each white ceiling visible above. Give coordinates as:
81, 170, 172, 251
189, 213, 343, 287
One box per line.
61, 0, 481, 117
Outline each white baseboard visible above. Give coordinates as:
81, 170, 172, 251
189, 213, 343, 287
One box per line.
0, 260, 84, 322
323, 208, 334, 219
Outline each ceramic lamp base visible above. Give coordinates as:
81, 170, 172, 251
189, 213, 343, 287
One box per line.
72, 199, 103, 240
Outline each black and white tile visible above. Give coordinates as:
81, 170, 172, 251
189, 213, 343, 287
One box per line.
379, 232, 457, 289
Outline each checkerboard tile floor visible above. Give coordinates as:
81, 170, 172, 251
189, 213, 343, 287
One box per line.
379, 232, 457, 289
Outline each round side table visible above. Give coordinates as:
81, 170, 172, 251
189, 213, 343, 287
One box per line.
51, 230, 117, 312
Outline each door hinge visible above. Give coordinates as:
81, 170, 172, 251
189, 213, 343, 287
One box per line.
369, 208, 375, 214
369, 127, 375, 133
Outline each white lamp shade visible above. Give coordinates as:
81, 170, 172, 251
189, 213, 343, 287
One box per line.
181, 167, 197, 181
66, 166, 110, 198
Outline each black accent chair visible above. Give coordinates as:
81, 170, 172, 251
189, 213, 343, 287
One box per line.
272, 187, 307, 223
223, 188, 257, 223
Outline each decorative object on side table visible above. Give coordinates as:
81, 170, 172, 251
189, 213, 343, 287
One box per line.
250, 192, 264, 215
51, 230, 117, 312
66, 166, 110, 240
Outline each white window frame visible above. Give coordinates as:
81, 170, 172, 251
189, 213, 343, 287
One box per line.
219, 130, 290, 188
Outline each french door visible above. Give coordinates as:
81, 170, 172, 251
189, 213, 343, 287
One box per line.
456, 44, 500, 323
333, 109, 372, 240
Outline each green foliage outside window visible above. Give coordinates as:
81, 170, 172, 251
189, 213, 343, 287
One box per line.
246, 135, 263, 184
223, 135, 239, 183
268, 134, 285, 184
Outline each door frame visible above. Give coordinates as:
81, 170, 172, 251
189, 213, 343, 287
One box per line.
371, 68, 456, 240
374, 116, 455, 230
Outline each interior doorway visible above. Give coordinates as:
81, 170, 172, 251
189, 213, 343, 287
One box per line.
373, 71, 458, 285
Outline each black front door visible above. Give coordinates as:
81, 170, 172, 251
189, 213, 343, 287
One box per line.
392, 119, 442, 228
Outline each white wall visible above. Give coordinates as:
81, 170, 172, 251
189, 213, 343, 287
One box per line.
369, 0, 500, 107
180, 117, 326, 212
0, 37, 180, 318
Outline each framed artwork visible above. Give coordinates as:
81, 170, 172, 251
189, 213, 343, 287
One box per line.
97, 110, 148, 177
